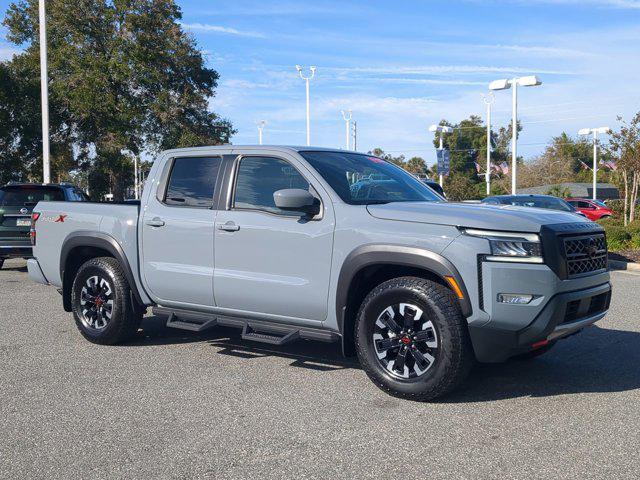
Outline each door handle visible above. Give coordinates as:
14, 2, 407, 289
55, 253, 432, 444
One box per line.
145, 217, 165, 227
217, 221, 240, 232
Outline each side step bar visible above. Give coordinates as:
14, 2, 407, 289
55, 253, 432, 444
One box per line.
165, 312, 218, 332
153, 306, 340, 345
241, 324, 300, 346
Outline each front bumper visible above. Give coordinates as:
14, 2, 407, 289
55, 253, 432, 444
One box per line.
469, 281, 611, 362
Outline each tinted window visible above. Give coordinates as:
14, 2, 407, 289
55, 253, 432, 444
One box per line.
300, 151, 441, 205
68, 188, 89, 202
234, 156, 309, 215
506, 196, 573, 212
164, 157, 221, 207
0, 186, 65, 206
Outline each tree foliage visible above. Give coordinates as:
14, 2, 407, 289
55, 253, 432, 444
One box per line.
1, 0, 233, 198
608, 114, 640, 225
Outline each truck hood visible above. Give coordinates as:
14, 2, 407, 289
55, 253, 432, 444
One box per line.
366, 202, 591, 233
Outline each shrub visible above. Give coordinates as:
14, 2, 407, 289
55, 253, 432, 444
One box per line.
605, 225, 632, 251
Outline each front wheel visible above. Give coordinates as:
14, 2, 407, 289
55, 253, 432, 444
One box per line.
355, 276, 474, 401
71, 256, 142, 344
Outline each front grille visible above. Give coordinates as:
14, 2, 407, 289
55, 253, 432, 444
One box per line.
563, 234, 608, 278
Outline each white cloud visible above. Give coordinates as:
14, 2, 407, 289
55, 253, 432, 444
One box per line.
180, 23, 266, 38
0, 45, 21, 61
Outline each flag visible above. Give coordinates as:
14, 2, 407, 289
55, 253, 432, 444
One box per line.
499, 162, 509, 175
579, 160, 591, 170
605, 160, 618, 171
474, 162, 482, 173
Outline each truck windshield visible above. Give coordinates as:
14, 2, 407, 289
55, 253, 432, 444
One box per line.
0, 186, 65, 207
299, 151, 443, 205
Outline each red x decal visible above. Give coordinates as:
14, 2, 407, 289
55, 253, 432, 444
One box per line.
54, 214, 67, 223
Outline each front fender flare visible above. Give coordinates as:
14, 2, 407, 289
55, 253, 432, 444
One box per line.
336, 244, 472, 340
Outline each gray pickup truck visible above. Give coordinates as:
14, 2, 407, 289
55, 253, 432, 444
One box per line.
27, 146, 611, 400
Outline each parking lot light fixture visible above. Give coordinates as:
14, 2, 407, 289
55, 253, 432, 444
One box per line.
489, 76, 542, 194
429, 124, 454, 187
579, 127, 611, 200
341, 110, 352, 150
257, 120, 267, 145
296, 65, 316, 146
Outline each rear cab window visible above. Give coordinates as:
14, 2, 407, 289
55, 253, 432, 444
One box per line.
162, 156, 222, 208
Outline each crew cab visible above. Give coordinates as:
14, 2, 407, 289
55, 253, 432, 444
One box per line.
27, 146, 612, 400
0, 182, 88, 269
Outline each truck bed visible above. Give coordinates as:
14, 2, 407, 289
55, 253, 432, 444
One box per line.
32, 202, 140, 289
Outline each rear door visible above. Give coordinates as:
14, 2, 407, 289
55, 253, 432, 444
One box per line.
213, 153, 334, 322
140, 156, 223, 307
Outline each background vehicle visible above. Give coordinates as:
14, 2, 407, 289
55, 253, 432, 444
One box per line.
421, 178, 446, 198
0, 183, 88, 269
482, 194, 587, 218
565, 198, 613, 221
26, 146, 611, 401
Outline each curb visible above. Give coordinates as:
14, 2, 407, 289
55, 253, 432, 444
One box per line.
609, 259, 640, 272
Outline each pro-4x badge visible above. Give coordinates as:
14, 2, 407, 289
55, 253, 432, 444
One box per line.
54, 214, 67, 223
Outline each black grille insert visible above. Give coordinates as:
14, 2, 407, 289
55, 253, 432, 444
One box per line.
563, 234, 607, 278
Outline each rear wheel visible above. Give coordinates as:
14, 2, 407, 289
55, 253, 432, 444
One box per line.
71, 257, 142, 344
355, 276, 473, 401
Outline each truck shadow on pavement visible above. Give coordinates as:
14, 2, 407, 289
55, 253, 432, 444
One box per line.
132, 317, 640, 400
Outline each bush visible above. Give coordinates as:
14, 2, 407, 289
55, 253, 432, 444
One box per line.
604, 225, 633, 251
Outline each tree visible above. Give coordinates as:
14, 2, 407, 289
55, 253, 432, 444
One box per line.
608, 114, 640, 225
545, 184, 572, 198
405, 156, 427, 175
368, 148, 405, 167
2, 0, 233, 198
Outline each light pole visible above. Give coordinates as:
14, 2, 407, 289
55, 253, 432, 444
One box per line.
38, 0, 50, 183
579, 127, 610, 200
482, 92, 495, 195
429, 124, 454, 187
489, 76, 542, 194
352, 121, 357, 151
296, 65, 316, 146
341, 110, 352, 149
257, 120, 267, 145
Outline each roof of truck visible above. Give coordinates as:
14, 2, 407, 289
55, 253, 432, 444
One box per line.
161, 145, 357, 155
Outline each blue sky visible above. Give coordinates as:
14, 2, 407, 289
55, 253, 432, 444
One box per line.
2, 0, 640, 164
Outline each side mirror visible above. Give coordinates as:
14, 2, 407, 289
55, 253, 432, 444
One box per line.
273, 189, 319, 215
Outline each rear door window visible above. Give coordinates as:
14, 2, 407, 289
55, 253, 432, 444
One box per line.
0, 186, 65, 206
164, 157, 222, 208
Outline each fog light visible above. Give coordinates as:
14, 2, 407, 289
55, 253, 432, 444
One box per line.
497, 293, 533, 304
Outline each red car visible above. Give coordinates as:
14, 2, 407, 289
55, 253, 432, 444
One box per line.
565, 198, 613, 221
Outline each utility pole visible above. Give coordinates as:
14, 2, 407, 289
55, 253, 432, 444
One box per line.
579, 127, 610, 200
296, 65, 316, 146
429, 124, 454, 187
341, 110, 352, 149
352, 121, 357, 151
257, 120, 267, 145
482, 92, 495, 195
38, 0, 51, 183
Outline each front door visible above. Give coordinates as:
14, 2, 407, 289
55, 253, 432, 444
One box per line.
141, 156, 222, 307
214, 154, 334, 322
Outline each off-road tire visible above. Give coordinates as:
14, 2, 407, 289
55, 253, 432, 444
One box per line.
71, 256, 142, 344
355, 276, 474, 401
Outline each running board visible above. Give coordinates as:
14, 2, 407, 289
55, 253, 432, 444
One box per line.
241, 324, 300, 346
153, 306, 340, 344
165, 312, 218, 332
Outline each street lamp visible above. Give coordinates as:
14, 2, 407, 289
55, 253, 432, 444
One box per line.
482, 92, 495, 195
296, 65, 316, 146
429, 124, 454, 187
341, 110, 352, 150
489, 75, 542, 194
38, 0, 50, 183
256, 120, 267, 145
579, 126, 610, 200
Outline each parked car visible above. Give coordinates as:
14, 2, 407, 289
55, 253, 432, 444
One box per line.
421, 179, 446, 198
0, 183, 88, 269
27, 146, 611, 400
482, 194, 587, 217
565, 198, 613, 221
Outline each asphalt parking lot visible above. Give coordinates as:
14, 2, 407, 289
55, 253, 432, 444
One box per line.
1, 258, 639, 479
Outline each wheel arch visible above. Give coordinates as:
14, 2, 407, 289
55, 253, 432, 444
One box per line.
60, 231, 146, 312
336, 245, 472, 356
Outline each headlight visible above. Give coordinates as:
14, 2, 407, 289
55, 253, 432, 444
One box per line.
462, 228, 543, 263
